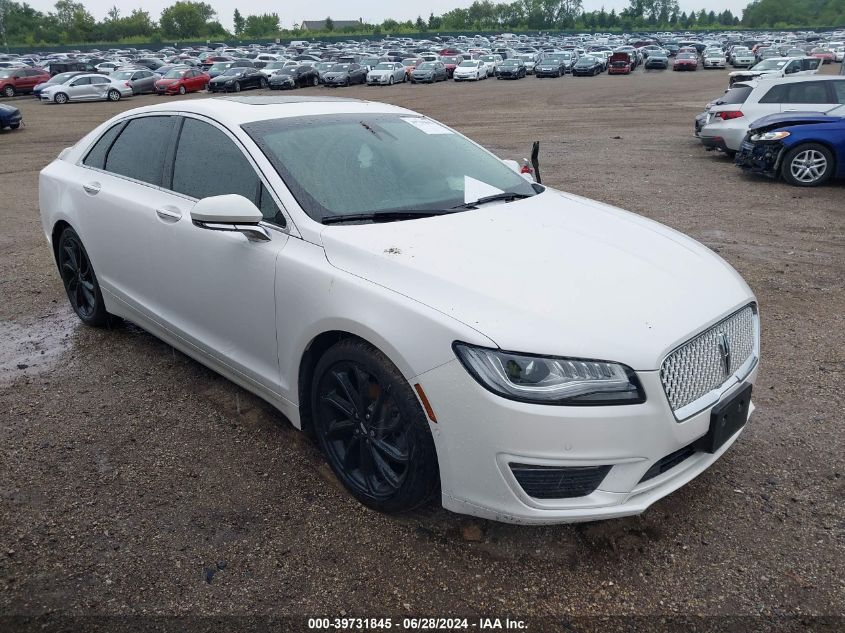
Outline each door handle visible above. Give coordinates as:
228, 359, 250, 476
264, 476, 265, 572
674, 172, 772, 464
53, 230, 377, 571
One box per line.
83, 182, 101, 195
155, 206, 182, 222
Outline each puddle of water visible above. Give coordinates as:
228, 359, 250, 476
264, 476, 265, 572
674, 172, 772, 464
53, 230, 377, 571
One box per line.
0, 308, 79, 386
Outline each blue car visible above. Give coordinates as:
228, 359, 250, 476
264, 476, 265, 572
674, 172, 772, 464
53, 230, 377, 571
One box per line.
0, 103, 22, 130
735, 111, 845, 186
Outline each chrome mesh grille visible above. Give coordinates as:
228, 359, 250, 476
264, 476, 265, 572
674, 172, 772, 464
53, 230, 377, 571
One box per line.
660, 305, 756, 413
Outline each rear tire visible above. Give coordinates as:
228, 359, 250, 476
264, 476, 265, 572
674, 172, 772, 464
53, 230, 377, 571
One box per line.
107, 89, 120, 101
311, 338, 439, 514
57, 228, 110, 327
260, 78, 268, 89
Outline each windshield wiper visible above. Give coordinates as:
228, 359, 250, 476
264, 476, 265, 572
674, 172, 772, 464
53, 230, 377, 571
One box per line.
322, 209, 458, 225
450, 192, 534, 210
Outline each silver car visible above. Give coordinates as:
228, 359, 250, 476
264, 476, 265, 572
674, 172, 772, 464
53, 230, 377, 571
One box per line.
110, 68, 157, 95
40, 73, 132, 104
366, 62, 406, 85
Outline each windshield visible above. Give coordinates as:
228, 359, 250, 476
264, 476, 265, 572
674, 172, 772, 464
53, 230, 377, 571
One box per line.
753, 59, 787, 70
0, 70, 13, 78
112, 71, 136, 80
458, 61, 476, 67
330, 64, 351, 71
418, 62, 436, 69
502, 59, 519, 66
578, 57, 596, 63
164, 69, 187, 78
221, 67, 243, 76
210, 62, 231, 71
374, 63, 393, 70
276, 68, 295, 75
265, 62, 285, 69
242, 114, 536, 222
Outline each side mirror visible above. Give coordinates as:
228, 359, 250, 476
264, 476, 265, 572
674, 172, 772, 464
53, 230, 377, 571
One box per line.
191, 194, 270, 242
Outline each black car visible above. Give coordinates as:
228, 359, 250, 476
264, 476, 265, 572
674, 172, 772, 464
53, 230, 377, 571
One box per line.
322, 63, 367, 87
269, 65, 320, 89
496, 59, 527, 79
410, 61, 447, 83
572, 56, 604, 76
535, 55, 566, 78
208, 67, 267, 93
0, 103, 22, 130
44, 61, 100, 76
135, 57, 165, 71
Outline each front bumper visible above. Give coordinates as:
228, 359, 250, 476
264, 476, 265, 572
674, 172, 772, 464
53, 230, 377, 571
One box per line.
735, 139, 784, 177
417, 360, 757, 524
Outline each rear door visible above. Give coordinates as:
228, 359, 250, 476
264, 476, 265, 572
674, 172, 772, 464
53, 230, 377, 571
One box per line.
90, 76, 111, 99
71, 115, 178, 310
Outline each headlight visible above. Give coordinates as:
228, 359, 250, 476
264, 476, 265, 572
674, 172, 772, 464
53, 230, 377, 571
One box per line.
750, 130, 790, 142
453, 343, 646, 405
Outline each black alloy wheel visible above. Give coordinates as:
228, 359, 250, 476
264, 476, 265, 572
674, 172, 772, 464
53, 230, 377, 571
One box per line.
58, 228, 109, 326
312, 339, 439, 513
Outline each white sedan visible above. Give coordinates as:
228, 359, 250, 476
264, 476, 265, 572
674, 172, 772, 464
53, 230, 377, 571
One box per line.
453, 60, 488, 81
39, 96, 759, 524
39, 73, 133, 104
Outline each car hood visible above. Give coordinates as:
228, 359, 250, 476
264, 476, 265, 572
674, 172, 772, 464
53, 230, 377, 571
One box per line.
211, 75, 240, 82
155, 78, 179, 84
324, 72, 349, 78
0, 103, 20, 115
750, 111, 844, 130
320, 189, 753, 370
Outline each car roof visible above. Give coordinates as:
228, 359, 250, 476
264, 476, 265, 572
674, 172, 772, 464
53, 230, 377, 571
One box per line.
124, 96, 416, 125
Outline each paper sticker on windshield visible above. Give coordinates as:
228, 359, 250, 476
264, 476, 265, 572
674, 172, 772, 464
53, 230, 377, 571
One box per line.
402, 117, 453, 135
464, 176, 504, 204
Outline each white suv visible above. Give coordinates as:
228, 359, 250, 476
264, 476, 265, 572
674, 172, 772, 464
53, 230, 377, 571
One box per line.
700, 75, 845, 154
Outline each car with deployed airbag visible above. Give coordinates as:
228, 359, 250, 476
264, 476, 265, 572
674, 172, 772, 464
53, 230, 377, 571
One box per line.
38, 96, 760, 524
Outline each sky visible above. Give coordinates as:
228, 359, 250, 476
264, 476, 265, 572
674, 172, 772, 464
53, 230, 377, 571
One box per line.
25, 0, 749, 32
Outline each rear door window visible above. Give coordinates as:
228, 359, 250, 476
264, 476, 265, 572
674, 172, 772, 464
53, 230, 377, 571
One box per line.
104, 116, 175, 186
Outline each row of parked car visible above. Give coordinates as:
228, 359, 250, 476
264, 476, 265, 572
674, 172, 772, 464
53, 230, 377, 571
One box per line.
13, 30, 844, 103
696, 64, 845, 187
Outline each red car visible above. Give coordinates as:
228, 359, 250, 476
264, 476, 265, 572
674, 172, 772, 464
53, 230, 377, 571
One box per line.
440, 55, 461, 78
673, 53, 699, 71
608, 52, 633, 75
200, 55, 234, 69
0, 67, 51, 97
154, 68, 210, 95
810, 48, 835, 64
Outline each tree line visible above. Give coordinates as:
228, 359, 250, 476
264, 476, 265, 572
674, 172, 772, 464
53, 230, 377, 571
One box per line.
0, 0, 842, 48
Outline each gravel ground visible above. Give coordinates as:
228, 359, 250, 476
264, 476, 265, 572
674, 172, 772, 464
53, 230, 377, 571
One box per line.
0, 66, 843, 629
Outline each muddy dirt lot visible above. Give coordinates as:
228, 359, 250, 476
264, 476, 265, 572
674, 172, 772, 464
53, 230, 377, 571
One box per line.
1, 66, 843, 629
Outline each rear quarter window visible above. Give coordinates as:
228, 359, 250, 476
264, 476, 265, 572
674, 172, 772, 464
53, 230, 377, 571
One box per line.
83, 122, 125, 170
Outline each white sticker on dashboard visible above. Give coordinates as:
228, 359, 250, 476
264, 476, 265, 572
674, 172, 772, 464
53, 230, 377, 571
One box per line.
401, 117, 453, 135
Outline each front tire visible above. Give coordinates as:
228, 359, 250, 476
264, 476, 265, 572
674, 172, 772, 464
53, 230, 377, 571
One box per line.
311, 339, 439, 514
2, 85, 14, 97
234, 82, 241, 92
57, 228, 109, 327
781, 143, 834, 187
54, 92, 68, 104
178, 85, 186, 95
